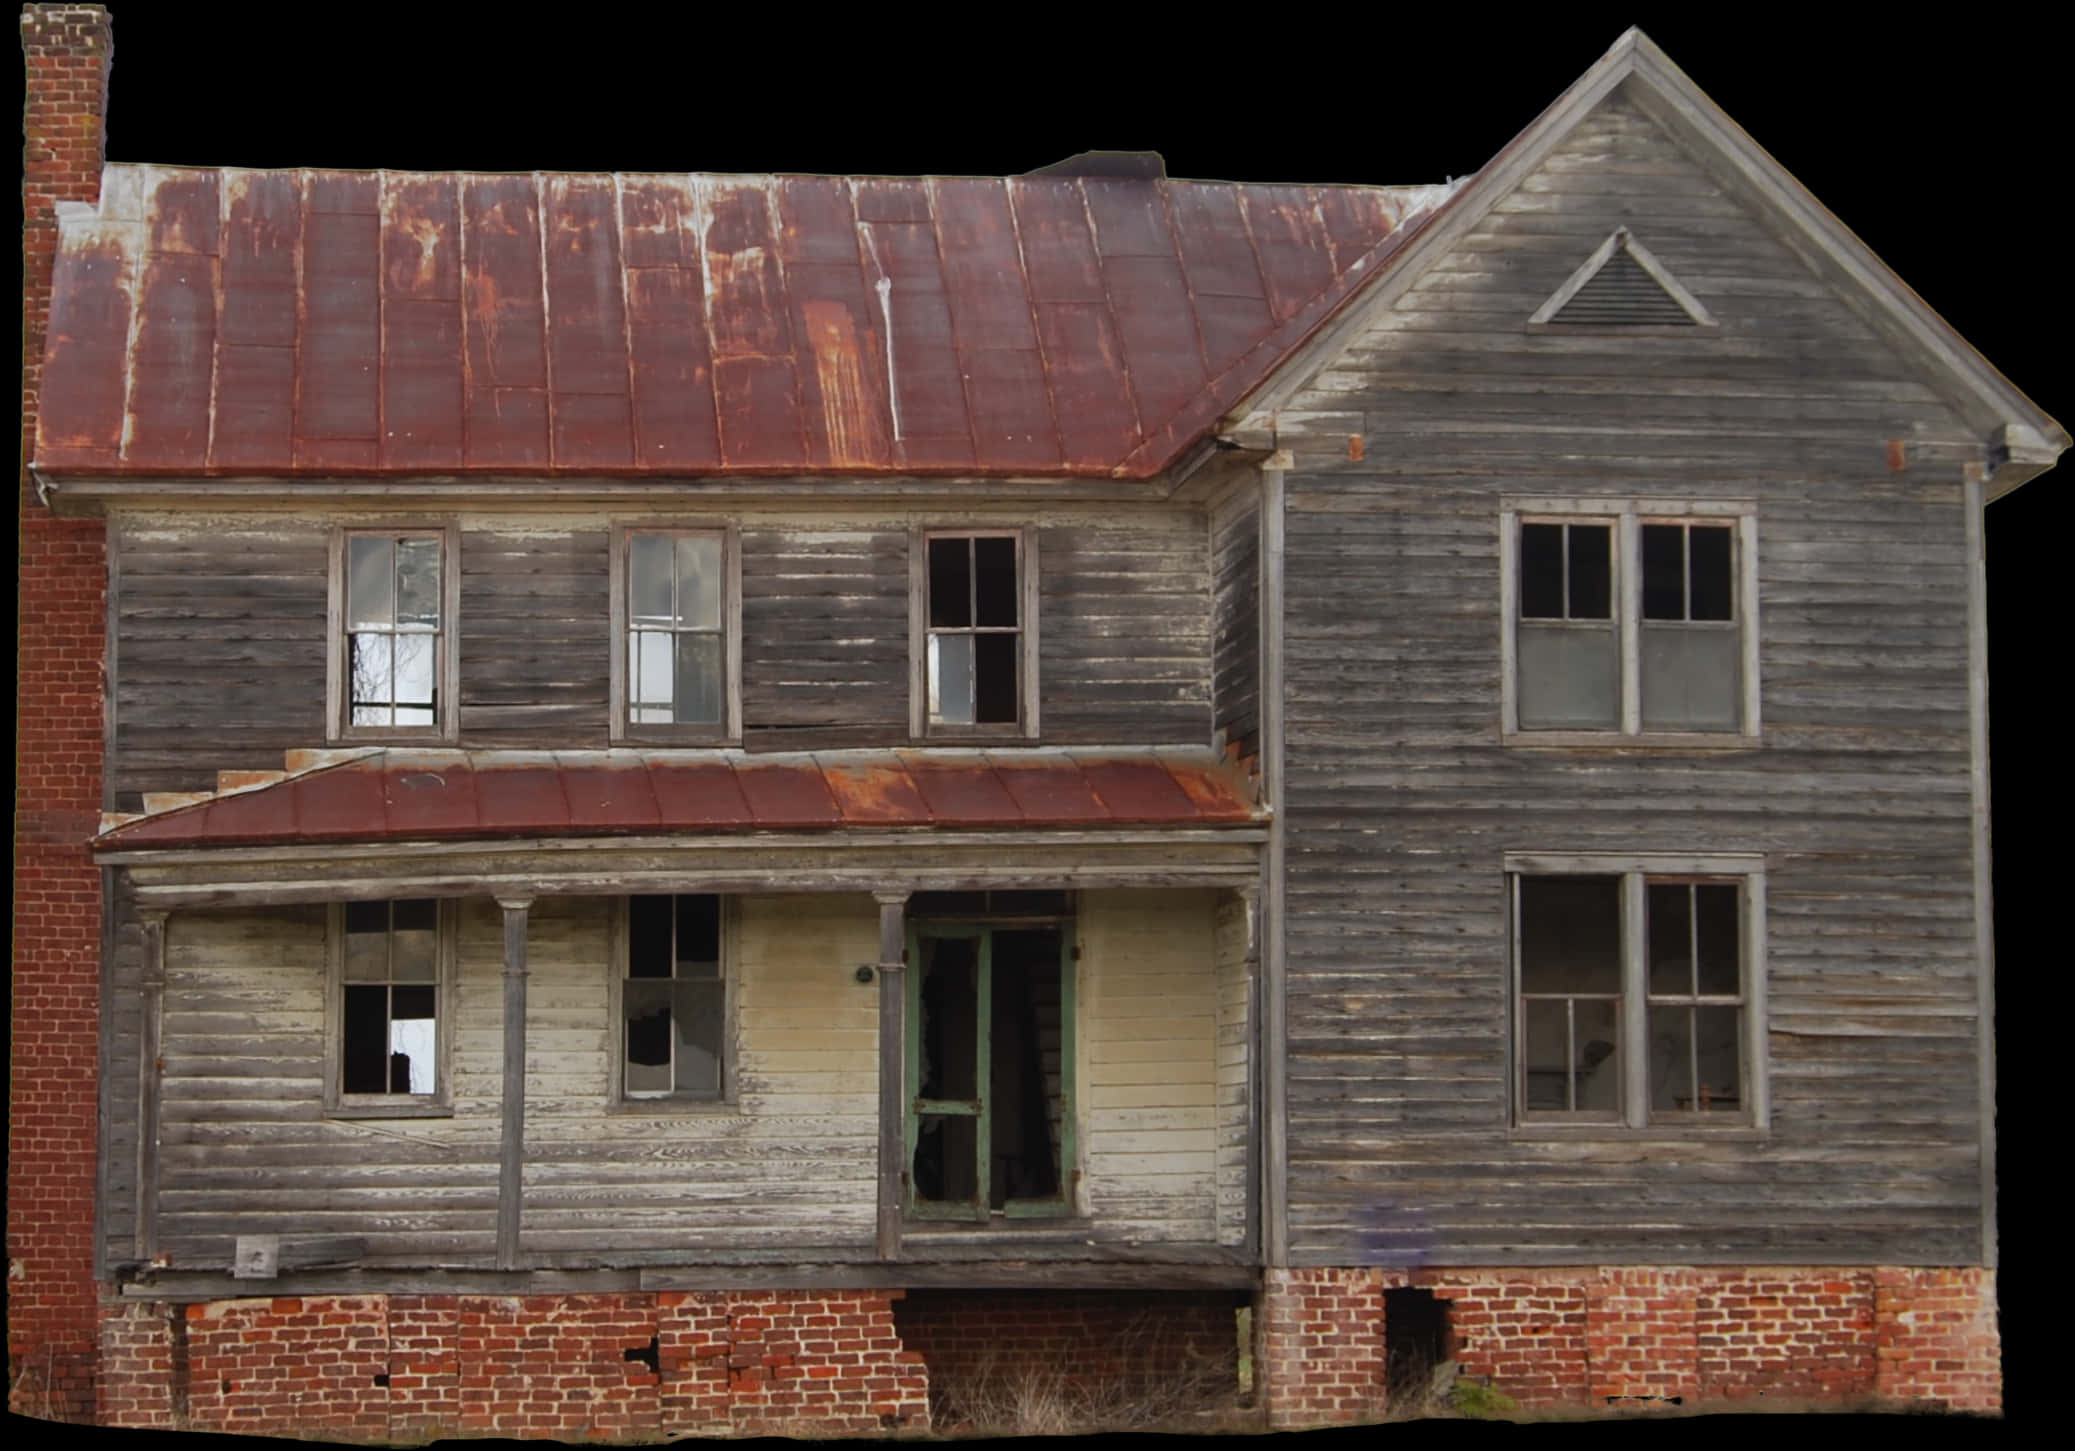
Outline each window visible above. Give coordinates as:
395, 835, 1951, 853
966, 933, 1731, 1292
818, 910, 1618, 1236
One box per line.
611, 527, 738, 741
913, 530, 1037, 737
616, 895, 728, 1102
327, 899, 454, 1115
1507, 854, 1767, 1131
1501, 500, 1757, 742
906, 892, 1075, 1218
329, 527, 458, 740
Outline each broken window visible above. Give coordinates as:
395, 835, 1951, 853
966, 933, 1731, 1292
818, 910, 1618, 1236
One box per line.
1511, 859, 1760, 1129
338, 530, 451, 737
621, 895, 726, 1101
619, 529, 731, 737
907, 897, 1073, 1218
1505, 502, 1754, 739
922, 533, 1026, 732
331, 899, 451, 1112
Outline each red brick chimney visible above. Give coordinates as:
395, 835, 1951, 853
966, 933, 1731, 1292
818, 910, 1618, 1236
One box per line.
14, 2, 112, 1424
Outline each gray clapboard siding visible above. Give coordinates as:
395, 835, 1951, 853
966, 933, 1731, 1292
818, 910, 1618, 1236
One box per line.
1210, 487, 1261, 763
739, 528, 909, 745
1273, 95, 1988, 1267
1039, 521, 1210, 743
111, 518, 329, 806
458, 528, 611, 745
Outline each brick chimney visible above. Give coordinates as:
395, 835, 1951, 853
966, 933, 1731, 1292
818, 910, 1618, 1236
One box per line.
13, 2, 112, 1424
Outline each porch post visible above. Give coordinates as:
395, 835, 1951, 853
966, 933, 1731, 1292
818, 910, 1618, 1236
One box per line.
874, 890, 909, 1260
135, 908, 168, 1263
495, 895, 534, 1271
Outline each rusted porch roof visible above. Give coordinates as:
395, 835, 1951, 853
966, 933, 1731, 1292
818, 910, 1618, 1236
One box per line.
92, 748, 1263, 851
35, 166, 1453, 480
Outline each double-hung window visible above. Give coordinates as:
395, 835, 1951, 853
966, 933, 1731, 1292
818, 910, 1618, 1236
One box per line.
327, 898, 454, 1115
1502, 500, 1757, 742
1508, 854, 1767, 1132
615, 895, 729, 1103
611, 527, 737, 742
914, 530, 1037, 737
331, 527, 458, 740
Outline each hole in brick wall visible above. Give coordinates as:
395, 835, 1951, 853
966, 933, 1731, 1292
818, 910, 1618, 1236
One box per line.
623, 1336, 660, 1375
1385, 1288, 1451, 1406
371, 1373, 389, 1388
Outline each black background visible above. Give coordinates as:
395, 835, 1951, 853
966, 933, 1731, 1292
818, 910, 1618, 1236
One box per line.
83, 4, 2063, 1417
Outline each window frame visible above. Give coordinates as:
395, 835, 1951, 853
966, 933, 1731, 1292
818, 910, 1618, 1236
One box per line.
323, 898, 457, 1118
1505, 852, 1768, 1138
1500, 498, 1759, 746
608, 523, 742, 745
909, 526, 1040, 741
327, 523, 462, 744
606, 894, 738, 1111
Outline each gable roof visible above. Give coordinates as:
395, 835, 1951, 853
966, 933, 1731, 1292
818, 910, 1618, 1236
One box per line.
33, 166, 1448, 481
1221, 29, 2067, 498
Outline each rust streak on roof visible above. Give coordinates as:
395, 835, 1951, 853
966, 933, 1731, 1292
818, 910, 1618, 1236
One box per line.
39, 167, 1446, 481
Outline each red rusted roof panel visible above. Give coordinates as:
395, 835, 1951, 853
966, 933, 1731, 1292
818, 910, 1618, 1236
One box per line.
41, 166, 1441, 479
93, 750, 1262, 850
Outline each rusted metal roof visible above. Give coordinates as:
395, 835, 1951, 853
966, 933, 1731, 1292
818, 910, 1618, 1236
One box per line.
36, 166, 1451, 479
92, 748, 1263, 851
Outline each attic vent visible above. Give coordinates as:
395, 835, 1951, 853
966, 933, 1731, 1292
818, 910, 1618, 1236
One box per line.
1529, 228, 1714, 328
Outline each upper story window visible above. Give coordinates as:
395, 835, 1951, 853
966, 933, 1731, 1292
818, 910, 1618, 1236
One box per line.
1501, 499, 1757, 744
1507, 853, 1767, 1134
330, 527, 458, 741
327, 898, 455, 1117
914, 530, 1037, 738
610, 527, 738, 742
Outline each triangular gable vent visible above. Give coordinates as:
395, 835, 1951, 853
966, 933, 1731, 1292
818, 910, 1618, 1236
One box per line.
1529, 227, 1715, 327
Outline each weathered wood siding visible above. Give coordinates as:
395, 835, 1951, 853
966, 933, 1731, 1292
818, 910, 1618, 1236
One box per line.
1275, 95, 1988, 1267
1212, 888, 1253, 1248
1210, 486, 1261, 762
457, 526, 610, 745
1039, 516, 1210, 743
739, 527, 908, 746
1077, 889, 1221, 1242
110, 516, 328, 807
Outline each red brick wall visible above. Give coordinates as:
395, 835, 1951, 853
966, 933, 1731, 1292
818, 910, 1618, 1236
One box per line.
13, 4, 112, 1420
97, 1290, 928, 1439
1261, 1265, 1999, 1425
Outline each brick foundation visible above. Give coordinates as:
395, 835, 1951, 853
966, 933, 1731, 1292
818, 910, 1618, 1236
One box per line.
1260, 1265, 2000, 1426
97, 1290, 929, 1439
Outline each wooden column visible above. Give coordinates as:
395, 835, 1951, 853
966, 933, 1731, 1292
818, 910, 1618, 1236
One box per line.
134, 909, 168, 1263
874, 890, 909, 1261
495, 896, 534, 1272
1258, 454, 1290, 1269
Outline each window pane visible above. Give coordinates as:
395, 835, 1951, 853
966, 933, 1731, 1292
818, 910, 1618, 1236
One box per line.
625, 978, 673, 1093
919, 937, 980, 1101
673, 633, 724, 725
389, 986, 436, 1094
1522, 999, 1571, 1110
346, 536, 394, 629
630, 535, 674, 625
1641, 524, 1685, 621
344, 914, 388, 981
396, 538, 441, 627
1573, 998, 1620, 1112
675, 534, 723, 631
632, 630, 673, 722
1519, 876, 1621, 994
1520, 524, 1564, 619
1695, 885, 1740, 995
1650, 1002, 1693, 1113
342, 985, 391, 1094
974, 537, 1018, 626
393, 633, 435, 712
973, 631, 1018, 724
1567, 524, 1611, 619
1517, 624, 1617, 728
391, 918, 438, 983
929, 537, 971, 628
930, 633, 974, 725
674, 980, 724, 1095
915, 1113, 979, 1205
1640, 625, 1739, 731
675, 895, 721, 977
1694, 1005, 1741, 1110
1688, 525, 1734, 621
1647, 883, 1692, 996
628, 895, 674, 979
350, 633, 393, 715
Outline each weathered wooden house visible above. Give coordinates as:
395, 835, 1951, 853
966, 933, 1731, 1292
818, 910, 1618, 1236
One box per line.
15, 5, 2060, 1432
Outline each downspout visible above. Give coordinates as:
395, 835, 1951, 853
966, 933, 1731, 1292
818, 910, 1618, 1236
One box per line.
1258, 450, 1292, 1270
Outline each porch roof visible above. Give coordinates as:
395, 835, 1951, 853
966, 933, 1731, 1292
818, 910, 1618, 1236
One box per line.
93, 747, 1263, 852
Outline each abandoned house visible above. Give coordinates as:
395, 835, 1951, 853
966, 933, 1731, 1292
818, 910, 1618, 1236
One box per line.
14, 4, 2061, 1433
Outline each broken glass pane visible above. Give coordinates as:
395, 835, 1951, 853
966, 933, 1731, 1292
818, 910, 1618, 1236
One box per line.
673, 633, 724, 725
389, 986, 436, 1094
628, 895, 674, 979
630, 534, 673, 626
1517, 624, 1617, 728
347, 536, 394, 629
675, 535, 722, 631
342, 984, 390, 1092
919, 937, 979, 1101
675, 895, 721, 976
396, 538, 441, 627
1640, 625, 1738, 731
930, 634, 973, 725
1519, 876, 1621, 993
624, 979, 673, 1094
